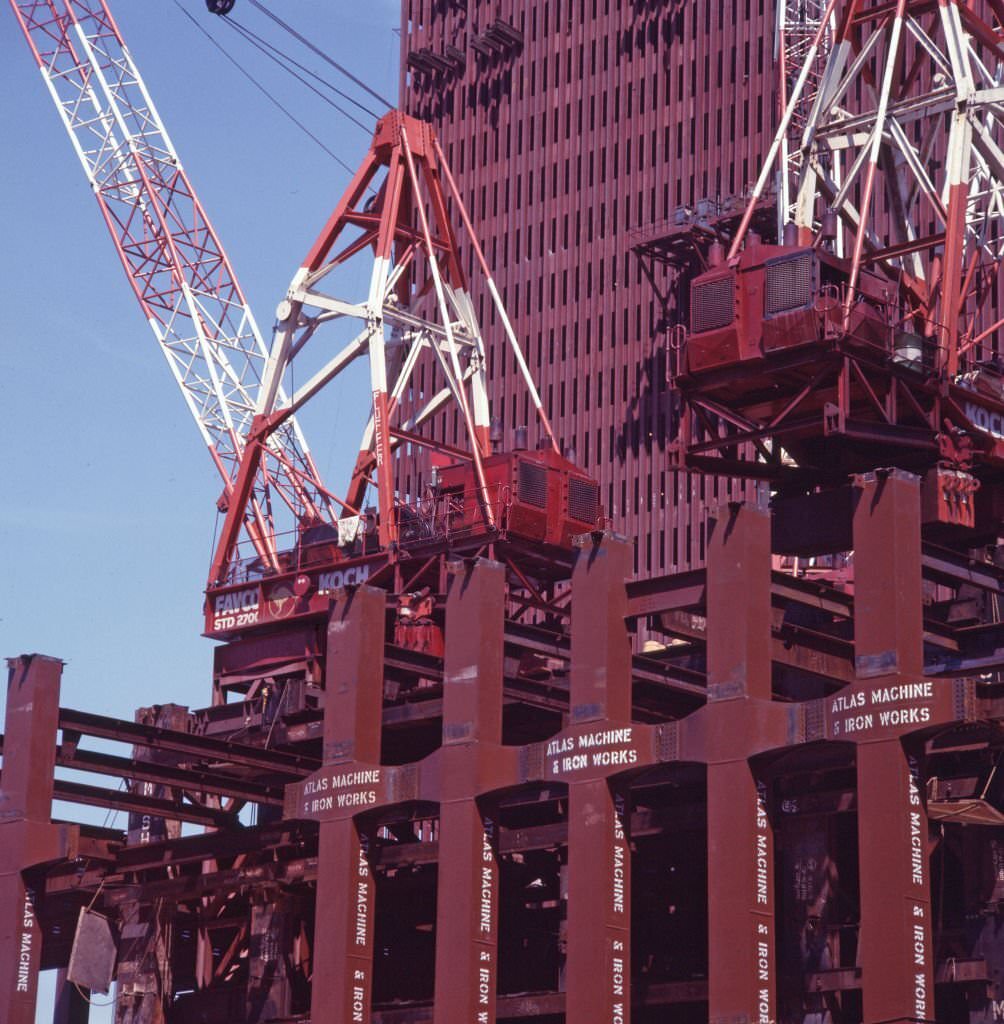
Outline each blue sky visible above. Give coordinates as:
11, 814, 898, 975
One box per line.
0, 2, 399, 1018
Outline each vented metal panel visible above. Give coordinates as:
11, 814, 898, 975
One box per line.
691, 275, 735, 333
518, 460, 547, 507
765, 252, 814, 316
568, 476, 599, 524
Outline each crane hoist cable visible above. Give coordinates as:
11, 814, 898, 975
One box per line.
220, 14, 378, 131
174, 1, 358, 176
244, 0, 394, 112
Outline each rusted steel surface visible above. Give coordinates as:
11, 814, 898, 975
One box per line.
0, 656, 73, 1024
433, 560, 505, 1023
311, 587, 385, 1023
852, 472, 935, 1024
702, 504, 778, 1024
14, 3, 1004, 1019
8, 480, 1004, 1023
564, 537, 633, 1023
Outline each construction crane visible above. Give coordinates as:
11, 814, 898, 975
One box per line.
8, 0, 332, 574
673, 0, 1004, 541
776, 0, 836, 240
204, 109, 602, 651
10, 0, 601, 661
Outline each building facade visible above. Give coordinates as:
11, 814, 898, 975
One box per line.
399, 0, 777, 576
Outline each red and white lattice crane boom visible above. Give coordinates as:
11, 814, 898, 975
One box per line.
9, 0, 332, 569
673, 0, 1004, 538
739, 0, 1004, 373
208, 110, 564, 588
12, 1, 601, 637
777, 0, 836, 240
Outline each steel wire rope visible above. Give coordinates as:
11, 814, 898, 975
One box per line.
222, 10, 382, 122
245, 0, 394, 112
221, 14, 373, 134
174, 1, 358, 177
71, 868, 117, 1007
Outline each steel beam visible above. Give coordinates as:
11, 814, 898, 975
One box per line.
0, 655, 70, 1024
433, 559, 505, 1024
568, 533, 633, 725
114, 898, 172, 1024
314, 819, 376, 1023
433, 799, 500, 1023
852, 471, 935, 1023
702, 504, 778, 1024
564, 534, 633, 1023
311, 586, 385, 1024
126, 704, 188, 846
57, 708, 317, 776
707, 761, 776, 1024
246, 896, 293, 1021
852, 471, 924, 680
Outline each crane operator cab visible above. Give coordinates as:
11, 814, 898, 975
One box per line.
671, 234, 1004, 537
681, 234, 903, 380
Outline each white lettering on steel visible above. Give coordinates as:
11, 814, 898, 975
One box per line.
753, 782, 773, 1023
755, 781, 769, 907
16, 889, 35, 993
318, 563, 371, 593
354, 847, 370, 948
964, 401, 1004, 441
908, 756, 925, 887
756, 921, 772, 1021
830, 681, 936, 738
611, 938, 626, 1022
302, 769, 381, 816
907, 751, 930, 1020
547, 727, 639, 776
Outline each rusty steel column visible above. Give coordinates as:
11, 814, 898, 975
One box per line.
127, 704, 188, 846
852, 470, 925, 682
246, 896, 293, 1021
852, 471, 934, 1023
564, 534, 633, 1024
114, 899, 172, 1024
0, 655, 64, 1024
706, 502, 772, 703
310, 586, 385, 1024
704, 503, 777, 1024
116, 703, 188, 1024
433, 559, 506, 1024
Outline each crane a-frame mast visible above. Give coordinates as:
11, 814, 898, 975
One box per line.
9, 0, 333, 568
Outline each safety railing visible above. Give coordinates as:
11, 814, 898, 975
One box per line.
221, 516, 370, 587
394, 483, 512, 551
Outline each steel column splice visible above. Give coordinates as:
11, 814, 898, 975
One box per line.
698, 504, 779, 1024
564, 535, 633, 1024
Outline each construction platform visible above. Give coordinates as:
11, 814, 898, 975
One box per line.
4, 469, 1004, 1024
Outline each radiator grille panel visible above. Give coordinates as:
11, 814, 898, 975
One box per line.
765, 252, 814, 316
568, 476, 599, 524
691, 275, 735, 333
518, 460, 547, 507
